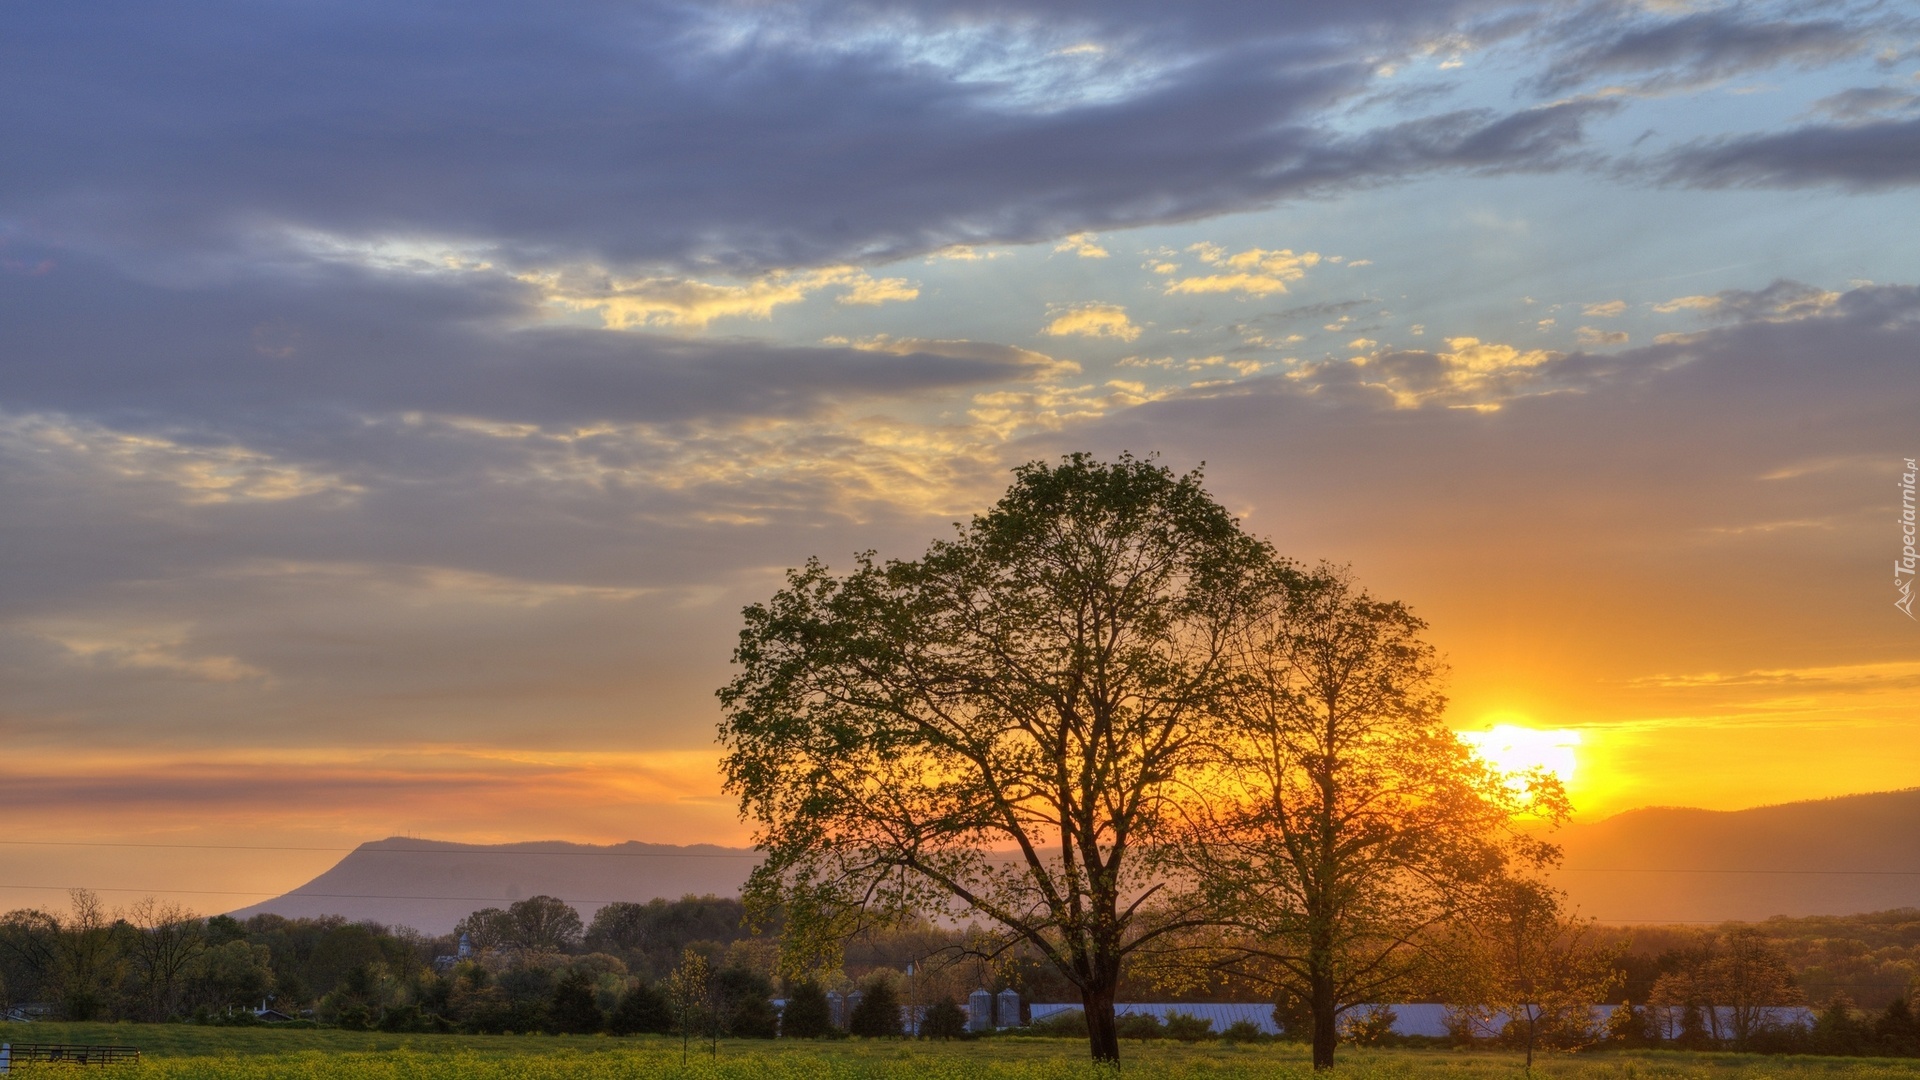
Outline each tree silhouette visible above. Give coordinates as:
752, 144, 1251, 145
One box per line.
780, 979, 835, 1038
849, 975, 903, 1037
1172, 567, 1563, 1069
720, 454, 1273, 1062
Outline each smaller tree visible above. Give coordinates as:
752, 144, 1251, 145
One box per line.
848, 976, 902, 1038
549, 968, 604, 1034
1878, 997, 1919, 1057
780, 979, 835, 1038
716, 966, 778, 1037
1442, 880, 1620, 1070
664, 949, 714, 1063
124, 899, 204, 1021
607, 980, 674, 1035
1707, 928, 1800, 1049
922, 998, 967, 1040
1604, 1002, 1657, 1046
1813, 996, 1867, 1056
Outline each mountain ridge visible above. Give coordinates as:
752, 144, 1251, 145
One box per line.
225, 789, 1920, 933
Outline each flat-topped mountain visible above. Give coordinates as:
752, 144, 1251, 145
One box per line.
1551, 788, 1920, 923
225, 837, 760, 935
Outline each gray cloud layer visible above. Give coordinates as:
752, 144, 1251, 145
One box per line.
0, 0, 1662, 274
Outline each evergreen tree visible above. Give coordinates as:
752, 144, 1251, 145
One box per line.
922, 998, 967, 1040
608, 981, 673, 1035
1877, 997, 1918, 1057
1814, 996, 1867, 1056
716, 966, 778, 1038
549, 968, 604, 1034
780, 980, 835, 1039
848, 977, 902, 1038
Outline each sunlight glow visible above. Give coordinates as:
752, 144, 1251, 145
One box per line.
1458, 723, 1581, 787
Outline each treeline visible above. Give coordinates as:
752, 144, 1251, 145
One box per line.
0, 890, 1000, 1037
0, 890, 778, 1033
1615, 909, 1920, 1010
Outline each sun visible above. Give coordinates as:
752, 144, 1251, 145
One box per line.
1457, 723, 1581, 787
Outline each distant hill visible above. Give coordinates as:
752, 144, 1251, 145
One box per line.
1551, 788, 1920, 923
225, 838, 760, 935
227, 790, 1920, 934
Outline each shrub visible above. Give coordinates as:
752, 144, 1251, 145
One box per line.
1164, 1010, 1213, 1043
1117, 1011, 1164, 1041
1030, 1009, 1089, 1038
1221, 1019, 1266, 1043
1339, 1004, 1397, 1046
607, 982, 672, 1035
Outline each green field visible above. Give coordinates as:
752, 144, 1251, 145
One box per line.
4, 1026, 1920, 1080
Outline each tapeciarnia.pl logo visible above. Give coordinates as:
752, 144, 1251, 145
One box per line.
1899, 457, 1917, 619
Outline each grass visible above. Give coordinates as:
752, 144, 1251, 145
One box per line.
3, 1025, 1920, 1080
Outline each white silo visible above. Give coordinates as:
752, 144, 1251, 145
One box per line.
967, 988, 994, 1032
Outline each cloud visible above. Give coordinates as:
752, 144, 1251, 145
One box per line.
0, 255, 1029, 432
0, 412, 359, 506
1534, 8, 1874, 95
1053, 233, 1110, 258
26, 620, 269, 684
1810, 86, 1920, 124
1164, 244, 1321, 296
1583, 300, 1627, 317
0, 1, 1642, 276
1576, 326, 1630, 345
1653, 280, 1842, 321
1041, 303, 1143, 341
524, 265, 918, 329
1659, 117, 1920, 190
1284, 335, 1562, 409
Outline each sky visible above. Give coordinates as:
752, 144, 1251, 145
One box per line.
3, 0, 1919, 914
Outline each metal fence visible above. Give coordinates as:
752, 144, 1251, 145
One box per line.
2, 1043, 143, 1067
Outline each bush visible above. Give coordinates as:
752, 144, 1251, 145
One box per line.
848, 977, 902, 1038
1117, 1011, 1164, 1041
607, 981, 672, 1035
1221, 1019, 1266, 1043
780, 980, 836, 1039
1340, 1004, 1397, 1046
1030, 1009, 1088, 1038
1164, 1010, 1213, 1043
922, 998, 967, 1040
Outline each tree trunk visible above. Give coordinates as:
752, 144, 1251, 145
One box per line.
1311, 966, 1337, 1069
1083, 979, 1122, 1063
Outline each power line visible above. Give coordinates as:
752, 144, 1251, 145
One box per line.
0, 840, 760, 857
0, 840, 1912, 874
0, 883, 690, 904
1557, 868, 1920, 876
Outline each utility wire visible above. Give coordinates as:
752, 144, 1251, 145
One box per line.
0, 883, 682, 903
0, 840, 1915, 874
0, 839, 759, 857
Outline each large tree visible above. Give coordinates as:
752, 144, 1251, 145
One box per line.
1170, 567, 1564, 1069
718, 453, 1275, 1061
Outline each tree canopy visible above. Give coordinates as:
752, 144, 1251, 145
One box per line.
719, 453, 1275, 1061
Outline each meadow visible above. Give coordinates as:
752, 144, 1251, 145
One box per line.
7, 1026, 1920, 1080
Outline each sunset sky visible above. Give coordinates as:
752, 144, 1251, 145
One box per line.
3, 0, 1919, 913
